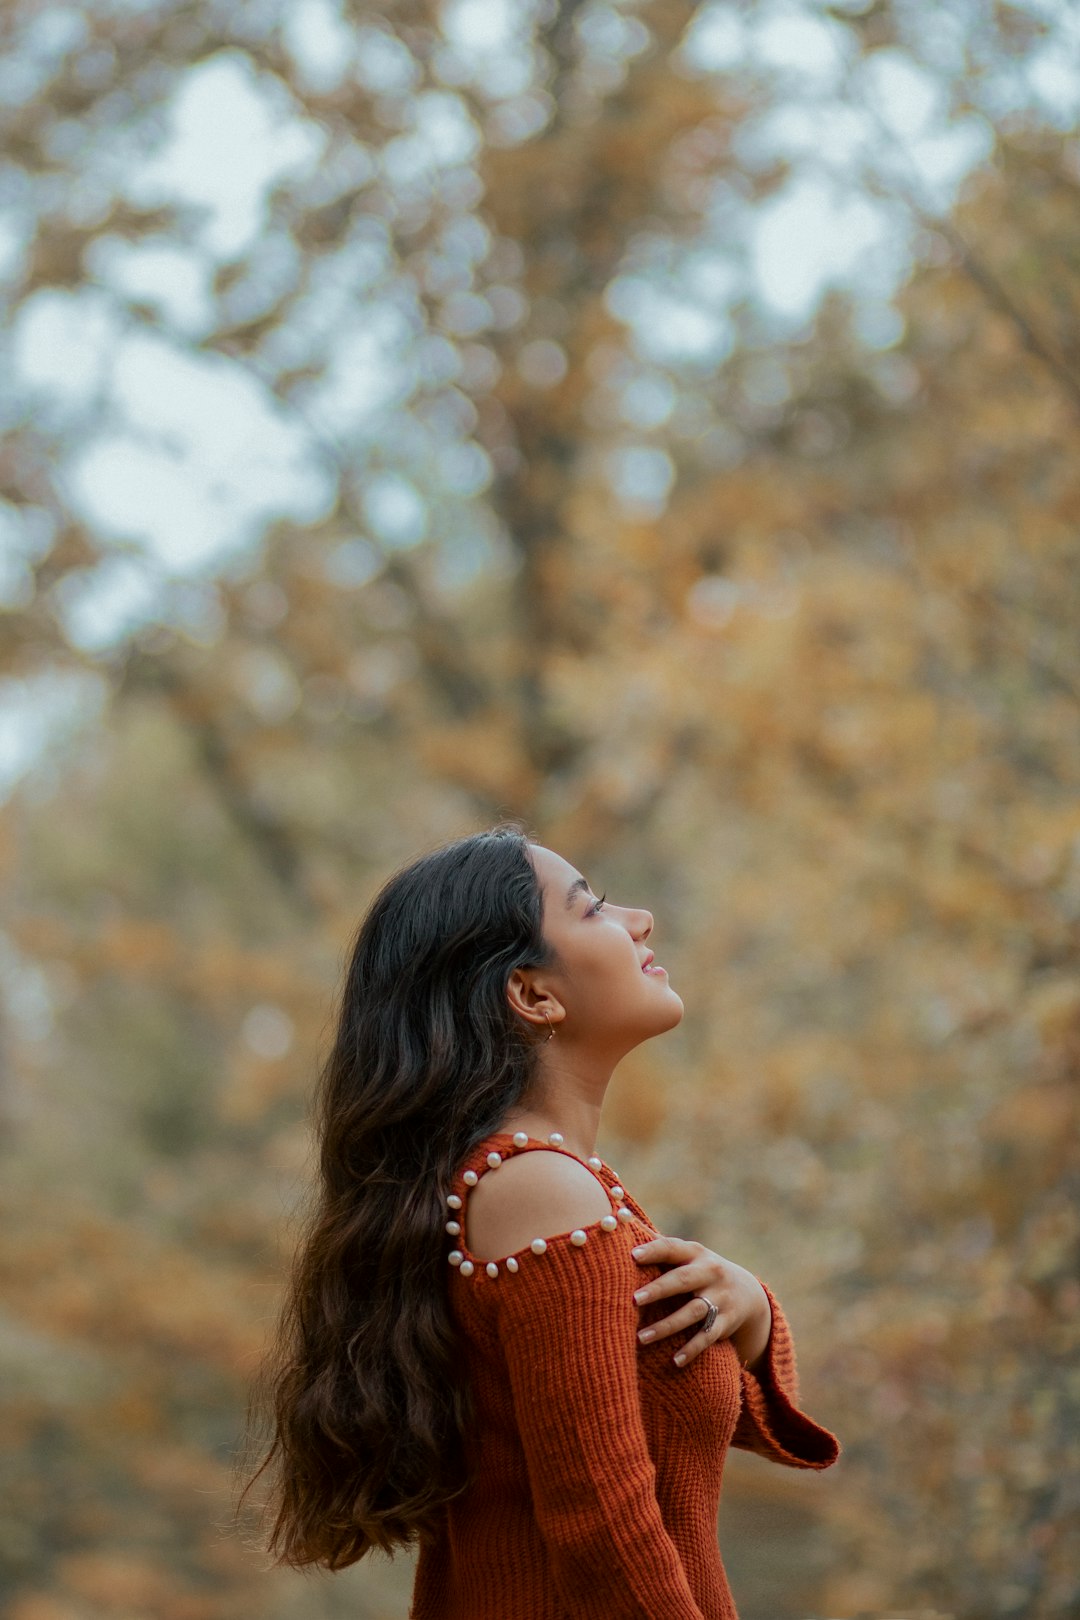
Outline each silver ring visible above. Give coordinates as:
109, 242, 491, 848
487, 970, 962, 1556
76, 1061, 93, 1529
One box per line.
695, 1295, 718, 1336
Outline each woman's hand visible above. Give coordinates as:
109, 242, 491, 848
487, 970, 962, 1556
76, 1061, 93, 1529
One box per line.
630, 1235, 772, 1370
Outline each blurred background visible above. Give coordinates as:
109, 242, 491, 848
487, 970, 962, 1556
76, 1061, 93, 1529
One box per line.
1, 1, 1078, 1616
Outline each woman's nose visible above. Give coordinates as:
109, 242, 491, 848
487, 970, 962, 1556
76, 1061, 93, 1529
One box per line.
632, 909, 653, 942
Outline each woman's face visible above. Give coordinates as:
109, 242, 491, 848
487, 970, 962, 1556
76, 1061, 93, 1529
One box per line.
515, 843, 684, 1052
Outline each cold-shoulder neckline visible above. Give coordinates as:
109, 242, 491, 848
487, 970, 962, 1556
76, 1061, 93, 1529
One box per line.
446, 1131, 642, 1271
468, 1130, 616, 1177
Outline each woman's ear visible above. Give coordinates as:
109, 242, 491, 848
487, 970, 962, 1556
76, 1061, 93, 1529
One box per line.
506, 968, 563, 1031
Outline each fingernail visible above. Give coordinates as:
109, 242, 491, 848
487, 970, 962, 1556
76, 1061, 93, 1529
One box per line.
631, 1246, 644, 1257
638, 1328, 655, 1342
633, 1289, 648, 1304
673, 1352, 686, 1366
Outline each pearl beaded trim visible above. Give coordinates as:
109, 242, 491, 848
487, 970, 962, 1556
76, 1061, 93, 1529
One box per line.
445, 1139, 634, 1277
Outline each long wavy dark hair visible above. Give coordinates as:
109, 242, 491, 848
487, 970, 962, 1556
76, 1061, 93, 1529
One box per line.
238, 822, 558, 1570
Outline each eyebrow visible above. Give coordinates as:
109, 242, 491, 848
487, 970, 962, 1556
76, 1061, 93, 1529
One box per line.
565, 877, 590, 910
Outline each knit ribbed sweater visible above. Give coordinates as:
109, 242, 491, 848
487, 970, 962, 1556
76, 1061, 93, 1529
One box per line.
410, 1132, 841, 1620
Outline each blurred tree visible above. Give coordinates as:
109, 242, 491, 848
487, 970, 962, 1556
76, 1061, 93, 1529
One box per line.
1, 2, 1078, 1617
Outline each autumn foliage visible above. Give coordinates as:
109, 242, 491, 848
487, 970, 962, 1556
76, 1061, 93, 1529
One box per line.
1, 2, 1078, 1617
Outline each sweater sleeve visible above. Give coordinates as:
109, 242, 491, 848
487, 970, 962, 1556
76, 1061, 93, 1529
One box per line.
729, 1278, 841, 1469
495, 1221, 706, 1620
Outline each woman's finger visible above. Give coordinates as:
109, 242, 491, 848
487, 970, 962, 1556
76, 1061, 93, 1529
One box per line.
632, 1259, 713, 1307
636, 1294, 717, 1347
631, 1236, 700, 1267
671, 1317, 723, 1368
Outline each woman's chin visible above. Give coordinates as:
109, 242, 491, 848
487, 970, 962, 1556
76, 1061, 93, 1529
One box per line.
655, 988, 685, 1028
670, 991, 685, 1020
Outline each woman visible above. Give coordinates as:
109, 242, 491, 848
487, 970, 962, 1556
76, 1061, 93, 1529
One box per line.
243, 823, 841, 1619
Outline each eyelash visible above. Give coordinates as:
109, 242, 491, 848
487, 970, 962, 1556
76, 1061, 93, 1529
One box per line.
588, 893, 607, 916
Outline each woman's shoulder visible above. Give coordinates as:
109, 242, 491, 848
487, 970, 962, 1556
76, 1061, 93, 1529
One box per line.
444, 1132, 647, 1281
466, 1141, 611, 1261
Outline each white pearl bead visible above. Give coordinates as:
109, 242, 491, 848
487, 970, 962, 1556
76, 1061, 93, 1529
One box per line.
463, 1170, 478, 1185
611, 1185, 624, 1201
588, 1156, 603, 1170
617, 1206, 634, 1223
530, 1238, 547, 1255
570, 1229, 588, 1246
446, 1220, 461, 1236
486, 1152, 502, 1169
513, 1131, 529, 1147
448, 1250, 463, 1266
601, 1214, 618, 1231
547, 1132, 564, 1146
486, 1261, 499, 1278
459, 1260, 474, 1276
506, 1256, 519, 1272
447, 1193, 462, 1209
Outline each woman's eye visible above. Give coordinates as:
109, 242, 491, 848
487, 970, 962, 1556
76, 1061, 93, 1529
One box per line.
588, 893, 607, 916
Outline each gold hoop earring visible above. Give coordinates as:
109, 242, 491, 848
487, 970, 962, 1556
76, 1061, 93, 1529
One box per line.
544, 1014, 555, 1043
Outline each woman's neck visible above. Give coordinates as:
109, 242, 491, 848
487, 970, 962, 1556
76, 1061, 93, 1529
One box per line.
497, 1048, 624, 1161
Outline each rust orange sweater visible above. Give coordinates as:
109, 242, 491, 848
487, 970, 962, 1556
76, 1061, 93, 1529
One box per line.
410, 1132, 841, 1620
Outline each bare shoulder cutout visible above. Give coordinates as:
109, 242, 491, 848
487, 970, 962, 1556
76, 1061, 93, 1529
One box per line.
465, 1149, 613, 1263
